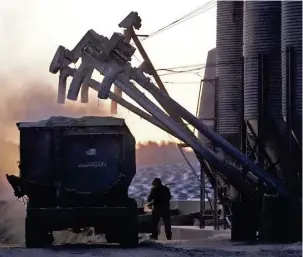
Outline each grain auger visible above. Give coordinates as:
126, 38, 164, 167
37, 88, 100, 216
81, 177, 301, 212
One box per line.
49, 13, 288, 199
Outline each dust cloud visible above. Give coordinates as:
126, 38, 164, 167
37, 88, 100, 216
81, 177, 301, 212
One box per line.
0, 74, 111, 244
0, 74, 196, 244
136, 141, 196, 167
0, 74, 111, 172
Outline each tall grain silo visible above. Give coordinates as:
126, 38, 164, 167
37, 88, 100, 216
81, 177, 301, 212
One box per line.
243, 1, 282, 123
197, 47, 238, 202
281, 1, 302, 142
243, 2, 297, 189
281, 1, 302, 196
197, 48, 216, 148
243, 0, 282, 159
216, 1, 243, 148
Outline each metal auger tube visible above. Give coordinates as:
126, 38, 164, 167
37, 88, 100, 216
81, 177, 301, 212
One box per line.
58, 71, 68, 104
67, 60, 93, 101
49, 29, 286, 195
71, 49, 264, 196
59, 66, 175, 137
89, 80, 175, 135
88, 68, 259, 196
131, 68, 287, 195
75, 69, 257, 196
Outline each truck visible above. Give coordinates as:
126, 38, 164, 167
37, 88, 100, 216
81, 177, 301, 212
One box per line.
6, 116, 139, 248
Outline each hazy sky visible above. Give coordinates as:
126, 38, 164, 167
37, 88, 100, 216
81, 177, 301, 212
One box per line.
0, 0, 216, 143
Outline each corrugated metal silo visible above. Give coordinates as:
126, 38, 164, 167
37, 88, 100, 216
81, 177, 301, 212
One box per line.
197, 48, 216, 148
242, 2, 301, 191
281, 1, 302, 134
281, 1, 302, 194
216, 1, 243, 147
243, 1, 282, 121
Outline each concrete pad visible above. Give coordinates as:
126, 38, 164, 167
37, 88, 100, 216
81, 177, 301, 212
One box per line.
158, 225, 230, 240
156, 226, 302, 255
160, 238, 302, 254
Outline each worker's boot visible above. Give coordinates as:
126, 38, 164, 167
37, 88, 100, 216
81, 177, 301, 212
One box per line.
166, 233, 172, 240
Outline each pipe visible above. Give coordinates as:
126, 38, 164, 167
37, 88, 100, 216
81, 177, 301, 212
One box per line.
285, 45, 301, 195
92, 81, 175, 136
62, 66, 177, 138
110, 86, 122, 114
73, 49, 276, 196
130, 68, 286, 195
65, 66, 247, 203
81, 84, 89, 103
257, 53, 265, 169
93, 70, 259, 197
240, 57, 246, 155
51, 39, 284, 195
67, 59, 93, 101
127, 27, 194, 136
58, 72, 67, 104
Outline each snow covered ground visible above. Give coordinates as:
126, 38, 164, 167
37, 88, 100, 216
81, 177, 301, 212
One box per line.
129, 163, 213, 200
1, 164, 301, 257
0, 236, 301, 257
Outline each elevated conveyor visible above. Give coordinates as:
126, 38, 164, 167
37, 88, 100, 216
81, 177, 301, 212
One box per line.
48, 17, 288, 200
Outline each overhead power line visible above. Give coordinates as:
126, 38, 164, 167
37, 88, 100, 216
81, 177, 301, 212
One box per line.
156, 59, 242, 77
157, 63, 206, 70
159, 71, 203, 77
141, 0, 216, 42
133, 59, 241, 78
158, 67, 205, 73
163, 81, 201, 84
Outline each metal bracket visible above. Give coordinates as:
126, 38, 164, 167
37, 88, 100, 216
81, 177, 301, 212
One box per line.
119, 11, 142, 30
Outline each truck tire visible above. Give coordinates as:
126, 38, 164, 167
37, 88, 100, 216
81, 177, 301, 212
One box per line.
105, 233, 120, 243
119, 218, 139, 248
25, 215, 53, 248
119, 198, 139, 248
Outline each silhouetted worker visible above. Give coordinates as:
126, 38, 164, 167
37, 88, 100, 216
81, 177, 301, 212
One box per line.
147, 177, 172, 240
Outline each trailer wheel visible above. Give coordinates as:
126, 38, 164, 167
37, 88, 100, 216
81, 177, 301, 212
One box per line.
25, 216, 53, 248
119, 198, 139, 248
119, 221, 139, 248
105, 233, 119, 243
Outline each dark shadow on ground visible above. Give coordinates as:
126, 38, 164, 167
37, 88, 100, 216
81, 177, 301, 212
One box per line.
46, 240, 155, 252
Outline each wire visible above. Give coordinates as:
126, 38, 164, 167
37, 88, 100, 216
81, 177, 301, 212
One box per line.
158, 67, 205, 73
142, 0, 216, 42
154, 55, 242, 75
163, 81, 201, 84
157, 67, 206, 77
131, 51, 240, 79
157, 59, 242, 77
157, 63, 206, 70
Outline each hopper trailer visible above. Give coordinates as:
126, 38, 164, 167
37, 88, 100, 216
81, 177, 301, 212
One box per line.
7, 116, 139, 248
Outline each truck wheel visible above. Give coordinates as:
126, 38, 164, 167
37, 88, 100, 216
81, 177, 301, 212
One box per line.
120, 223, 139, 248
105, 233, 119, 243
119, 200, 139, 248
120, 233, 138, 248
25, 216, 53, 248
